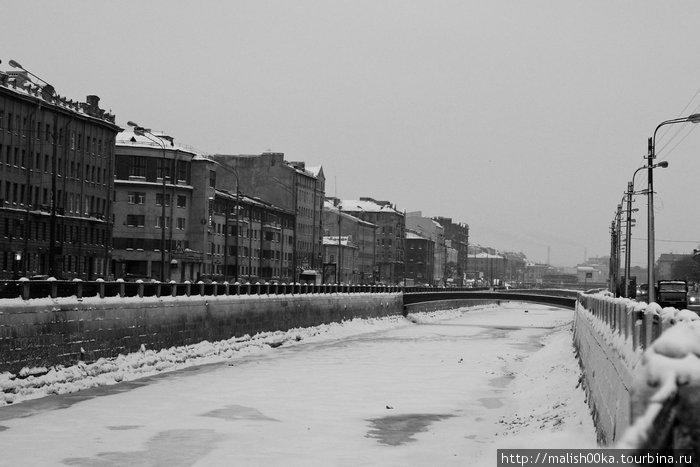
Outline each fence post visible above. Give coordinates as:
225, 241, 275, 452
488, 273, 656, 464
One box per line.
21, 281, 30, 300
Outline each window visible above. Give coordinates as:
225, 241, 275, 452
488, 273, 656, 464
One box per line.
155, 216, 171, 229
156, 193, 170, 206
176, 217, 185, 230
126, 214, 145, 227
209, 170, 216, 188
158, 158, 170, 180
129, 156, 146, 177
177, 162, 188, 182
127, 192, 145, 204
177, 195, 187, 208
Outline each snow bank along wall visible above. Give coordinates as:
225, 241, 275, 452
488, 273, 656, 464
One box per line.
575, 292, 700, 455
0, 293, 402, 374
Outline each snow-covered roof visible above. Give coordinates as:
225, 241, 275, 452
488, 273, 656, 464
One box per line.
323, 200, 376, 226
339, 199, 402, 215
0, 69, 118, 127
471, 252, 504, 259
306, 165, 323, 177
116, 130, 199, 155
406, 231, 429, 240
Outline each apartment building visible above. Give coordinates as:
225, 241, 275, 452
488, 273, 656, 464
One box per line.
0, 66, 119, 279
210, 152, 325, 281
337, 197, 405, 284
322, 198, 377, 284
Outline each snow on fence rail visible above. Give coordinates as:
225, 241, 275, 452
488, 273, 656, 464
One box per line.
577, 292, 700, 454
0, 280, 413, 300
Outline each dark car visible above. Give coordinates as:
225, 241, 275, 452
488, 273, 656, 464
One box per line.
687, 288, 700, 313
636, 283, 649, 303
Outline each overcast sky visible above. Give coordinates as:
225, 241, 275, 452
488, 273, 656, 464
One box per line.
5, 1, 700, 267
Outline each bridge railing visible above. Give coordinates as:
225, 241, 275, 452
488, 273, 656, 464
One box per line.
577, 291, 700, 453
575, 292, 695, 351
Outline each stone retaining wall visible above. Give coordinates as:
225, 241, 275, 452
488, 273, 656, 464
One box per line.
0, 293, 402, 374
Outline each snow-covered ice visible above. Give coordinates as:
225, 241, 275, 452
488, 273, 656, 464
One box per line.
0, 302, 596, 466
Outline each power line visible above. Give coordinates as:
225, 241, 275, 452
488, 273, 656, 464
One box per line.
631, 237, 700, 244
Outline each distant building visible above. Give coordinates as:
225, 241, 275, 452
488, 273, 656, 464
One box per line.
210, 152, 325, 281
468, 251, 506, 285
657, 253, 691, 281
434, 217, 469, 286
322, 235, 358, 284
524, 262, 554, 285
0, 66, 120, 279
337, 197, 405, 284
322, 199, 376, 284
406, 212, 445, 285
405, 230, 434, 285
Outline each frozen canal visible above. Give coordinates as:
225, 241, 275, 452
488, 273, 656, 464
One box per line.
0, 303, 596, 466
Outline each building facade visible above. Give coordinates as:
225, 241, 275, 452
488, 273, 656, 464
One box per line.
322, 199, 377, 284
406, 231, 434, 285
338, 197, 405, 284
0, 67, 119, 279
322, 236, 358, 284
406, 212, 445, 286
114, 136, 295, 283
434, 217, 469, 286
210, 152, 325, 281
113, 130, 200, 281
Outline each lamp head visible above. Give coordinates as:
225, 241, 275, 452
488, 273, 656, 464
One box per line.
656, 161, 669, 169
127, 121, 140, 127
688, 113, 700, 123
8, 60, 22, 69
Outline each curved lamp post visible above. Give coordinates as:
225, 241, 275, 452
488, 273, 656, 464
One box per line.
647, 114, 700, 303
127, 121, 168, 282
623, 161, 667, 297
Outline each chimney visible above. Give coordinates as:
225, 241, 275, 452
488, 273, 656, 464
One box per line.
86, 95, 100, 113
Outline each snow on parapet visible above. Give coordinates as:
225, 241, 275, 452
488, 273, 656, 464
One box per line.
0, 69, 116, 125
580, 293, 700, 449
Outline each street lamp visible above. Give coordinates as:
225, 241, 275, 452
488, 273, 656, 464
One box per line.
210, 160, 240, 282
127, 121, 168, 282
10, 60, 61, 277
623, 161, 667, 297
647, 114, 700, 303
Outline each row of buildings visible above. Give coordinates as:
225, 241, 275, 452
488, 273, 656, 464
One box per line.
0, 60, 558, 285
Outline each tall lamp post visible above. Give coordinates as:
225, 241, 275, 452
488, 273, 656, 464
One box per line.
647, 113, 700, 303
127, 121, 168, 282
624, 162, 667, 297
9, 60, 59, 277
211, 161, 240, 282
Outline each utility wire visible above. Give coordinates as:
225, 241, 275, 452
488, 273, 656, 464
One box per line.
631, 237, 700, 244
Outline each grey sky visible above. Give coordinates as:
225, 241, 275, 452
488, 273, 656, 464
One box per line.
5, 1, 700, 267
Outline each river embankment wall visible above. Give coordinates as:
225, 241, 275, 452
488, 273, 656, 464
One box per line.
0, 293, 402, 374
